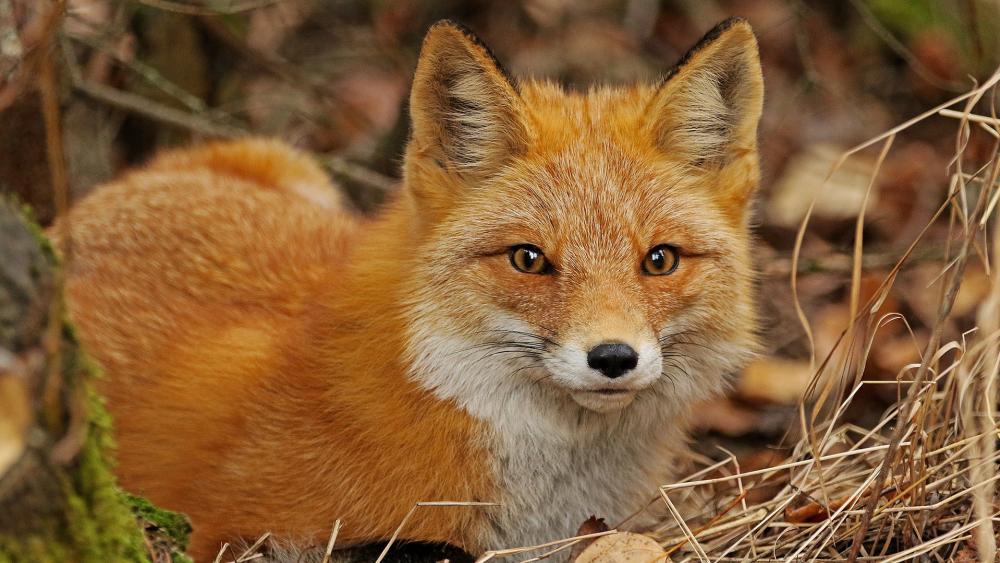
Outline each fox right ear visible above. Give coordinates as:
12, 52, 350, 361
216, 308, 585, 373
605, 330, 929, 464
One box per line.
646, 18, 763, 171
409, 21, 529, 183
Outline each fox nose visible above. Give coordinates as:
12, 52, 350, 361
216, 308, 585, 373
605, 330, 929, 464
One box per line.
586, 342, 639, 379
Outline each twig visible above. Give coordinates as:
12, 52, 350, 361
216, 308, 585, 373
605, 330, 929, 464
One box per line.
212, 542, 230, 563
74, 79, 244, 138
135, 0, 279, 16
847, 0, 964, 93
319, 155, 397, 194
763, 246, 947, 277
939, 108, 1000, 127
65, 31, 208, 113
474, 529, 619, 563
235, 532, 270, 562
69, 76, 398, 194
319, 519, 341, 563
37, 0, 71, 447
0, 0, 63, 111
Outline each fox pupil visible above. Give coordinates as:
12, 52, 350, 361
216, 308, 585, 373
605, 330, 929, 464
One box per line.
644, 245, 679, 276
511, 245, 547, 274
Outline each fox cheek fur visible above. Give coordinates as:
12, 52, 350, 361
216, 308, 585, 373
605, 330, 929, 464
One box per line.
56, 16, 764, 561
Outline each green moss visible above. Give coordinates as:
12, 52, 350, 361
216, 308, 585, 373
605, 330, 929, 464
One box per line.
0, 211, 192, 562
126, 493, 194, 563
69, 380, 149, 562
0, 346, 148, 562
864, 0, 997, 74
0, 533, 71, 563
125, 493, 192, 552
866, 0, 946, 36
17, 202, 56, 261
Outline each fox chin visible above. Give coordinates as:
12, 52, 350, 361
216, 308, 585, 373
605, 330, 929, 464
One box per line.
55, 16, 763, 562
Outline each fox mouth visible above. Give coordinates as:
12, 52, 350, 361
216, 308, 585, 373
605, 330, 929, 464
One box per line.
593, 388, 632, 396
569, 387, 640, 412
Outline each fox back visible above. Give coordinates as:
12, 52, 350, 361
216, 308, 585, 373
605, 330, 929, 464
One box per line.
57, 18, 763, 561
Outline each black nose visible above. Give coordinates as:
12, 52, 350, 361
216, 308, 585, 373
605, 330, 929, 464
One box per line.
586, 342, 639, 378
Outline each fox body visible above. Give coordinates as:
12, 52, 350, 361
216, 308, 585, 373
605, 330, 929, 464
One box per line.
55, 18, 763, 561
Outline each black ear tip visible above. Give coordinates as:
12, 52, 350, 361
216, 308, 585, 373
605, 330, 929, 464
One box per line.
428, 19, 461, 32
716, 16, 752, 30
420, 19, 518, 91
660, 16, 758, 85
426, 19, 484, 43
702, 16, 757, 44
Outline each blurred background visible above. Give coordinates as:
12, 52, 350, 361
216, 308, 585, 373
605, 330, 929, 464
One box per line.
2, 0, 999, 477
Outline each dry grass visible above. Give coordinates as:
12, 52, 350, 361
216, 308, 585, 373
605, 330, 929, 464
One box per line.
632, 68, 1000, 562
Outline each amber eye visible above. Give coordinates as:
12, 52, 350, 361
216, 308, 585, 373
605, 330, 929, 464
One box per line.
509, 245, 551, 275
642, 244, 680, 276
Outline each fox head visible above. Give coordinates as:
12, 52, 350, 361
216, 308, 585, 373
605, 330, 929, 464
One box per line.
399, 19, 762, 425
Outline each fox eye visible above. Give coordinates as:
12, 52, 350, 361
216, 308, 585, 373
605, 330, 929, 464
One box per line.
642, 244, 680, 276
509, 245, 551, 275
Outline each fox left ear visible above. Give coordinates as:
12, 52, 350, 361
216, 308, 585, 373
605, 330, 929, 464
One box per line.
646, 18, 763, 171
409, 21, 529, 184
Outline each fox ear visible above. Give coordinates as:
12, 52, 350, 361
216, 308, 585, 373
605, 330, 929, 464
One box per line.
409, 21, 528, 181
647, 18, 763, 169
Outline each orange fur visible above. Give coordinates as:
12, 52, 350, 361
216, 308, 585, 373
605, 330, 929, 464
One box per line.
55, 18, 764, 561
55, 140, 493, 558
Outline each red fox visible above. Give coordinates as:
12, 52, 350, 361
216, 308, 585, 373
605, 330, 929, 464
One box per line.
54, 17, 763, 561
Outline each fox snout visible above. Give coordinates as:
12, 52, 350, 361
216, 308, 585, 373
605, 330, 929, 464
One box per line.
586, 342, 638, 378
538, 317, 664, 412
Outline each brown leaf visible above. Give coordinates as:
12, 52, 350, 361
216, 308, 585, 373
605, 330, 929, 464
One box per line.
574, 532, 664, 563
953, 545, 978, 563
690, 397, 761, 437
767, 143, 879, 228
737, 358, 813, 404
569, 515, 610, 560
784, 496, 849, 524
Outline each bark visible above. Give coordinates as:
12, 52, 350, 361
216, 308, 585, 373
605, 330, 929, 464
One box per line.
0, 199, 186, 563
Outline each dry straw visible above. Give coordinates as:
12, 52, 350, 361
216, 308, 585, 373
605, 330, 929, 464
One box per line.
638, 66, 1000, 562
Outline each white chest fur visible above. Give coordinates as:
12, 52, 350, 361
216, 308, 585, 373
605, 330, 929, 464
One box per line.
405, 326, 715, 556
402, 289, 750, 558
475, 392, 690, 554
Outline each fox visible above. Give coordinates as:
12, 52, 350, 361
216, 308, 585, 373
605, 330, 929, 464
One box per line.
53, 17, 763, 562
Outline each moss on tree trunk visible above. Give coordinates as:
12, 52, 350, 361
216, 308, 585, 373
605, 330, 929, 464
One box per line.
0, 200, 190, 563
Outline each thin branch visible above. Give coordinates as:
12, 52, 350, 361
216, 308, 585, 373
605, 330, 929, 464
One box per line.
134, 0, 280, 16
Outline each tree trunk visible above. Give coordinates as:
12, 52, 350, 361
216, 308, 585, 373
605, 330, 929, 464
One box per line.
0, 199, 169, 562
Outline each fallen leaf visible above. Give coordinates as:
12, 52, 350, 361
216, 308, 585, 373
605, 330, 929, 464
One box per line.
952, 263, 991, 318
737, 358, 814, 404
871, 332, 925, 378
574, 532, 665, 563
767, 143, 879, 228
569, 516, 610, 560
784, 496, 849, 524
0, 349, 31, 477
953, 545, 979, 563
689, 397, 761, 437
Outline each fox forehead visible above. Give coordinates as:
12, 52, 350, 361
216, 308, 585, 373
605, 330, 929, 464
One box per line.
438, 80, 734, 235
516, 80, 660, 142
442, 126, 737, 261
